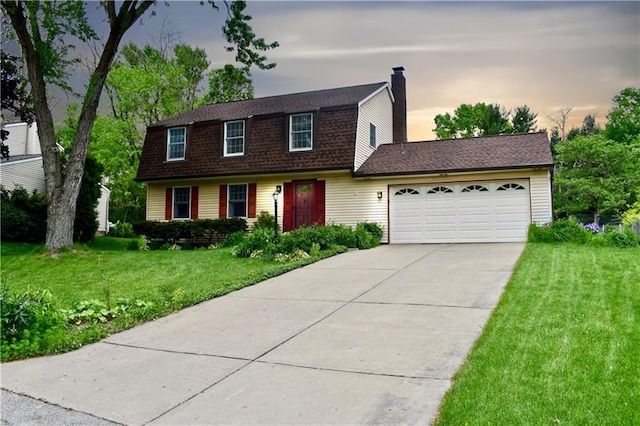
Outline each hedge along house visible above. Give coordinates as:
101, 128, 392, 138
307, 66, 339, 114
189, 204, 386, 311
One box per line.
136, 67, 554, 243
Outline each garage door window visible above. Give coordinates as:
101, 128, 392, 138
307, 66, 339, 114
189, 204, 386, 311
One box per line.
497, 183, 525, 191
462, 184, 489, 192
394, 188, 420, 195
427, 186, 453, 194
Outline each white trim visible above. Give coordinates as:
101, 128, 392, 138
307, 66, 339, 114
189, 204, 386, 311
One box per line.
224, 120, 245, 157
358, 83, 393, 106
289, 113, 313, 152
227, 183, 248, 218
0, 156, 42, 167
172, 186, 191, 219
166, 127, 187, 161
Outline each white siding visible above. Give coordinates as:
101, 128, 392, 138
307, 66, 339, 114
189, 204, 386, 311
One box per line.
3, 122, 40, 155
354, 86, 393, 171
529, 169, 553, 224
0, 158, 46, 193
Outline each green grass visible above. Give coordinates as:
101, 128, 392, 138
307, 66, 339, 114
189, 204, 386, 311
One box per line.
1, 238, 316, 308
435, 243, 640, 425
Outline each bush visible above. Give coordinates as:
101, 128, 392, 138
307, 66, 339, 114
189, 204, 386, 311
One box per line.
109, 222, 137, 238
357, 221, 384, 240
593, 227, 640, 248
232, 228, 276, 258
253, 211, 278, 231
0, 186, 47, 243
1, 285, 68, 361
622, 201, 640, 227
132, 218, 247, 247
528, 219, 590, 244
221, 231, 246, 247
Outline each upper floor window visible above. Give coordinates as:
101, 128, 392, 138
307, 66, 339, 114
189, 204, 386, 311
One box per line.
173, 187, 191, 219
167, 127, 186, 161
228, 183, 248, 217
224, 120, 245, 156
370, 123, 377, 148
290, 113, 313, 151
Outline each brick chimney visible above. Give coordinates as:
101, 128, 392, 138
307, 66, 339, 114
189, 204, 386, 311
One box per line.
391, 66, 407, 143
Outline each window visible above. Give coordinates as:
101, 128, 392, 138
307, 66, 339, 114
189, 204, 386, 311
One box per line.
497, 183, 525, 191
394, 188, 420, 195
427, 186, 454, 194
228, 184, 248, 217
167, 127, 186, 160
462, 185, 489, 193
370, 123, 377, 148
173, 187, 191, 219
290, 113, 313, 151
224, 121, 245, 156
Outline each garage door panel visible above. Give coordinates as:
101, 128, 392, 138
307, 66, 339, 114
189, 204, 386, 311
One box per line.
390, 180, 531, 243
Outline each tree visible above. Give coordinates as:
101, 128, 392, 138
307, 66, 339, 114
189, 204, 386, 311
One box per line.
604, 87, 640, 146
566, 113, 601, 141
0, 52, 34, 124
546, 106, 573, 141
1, 0, 278, 253
202, 64, 254, 104
511, 105, 537, 134
433, 103, 524, 139
553, 134, 640, 221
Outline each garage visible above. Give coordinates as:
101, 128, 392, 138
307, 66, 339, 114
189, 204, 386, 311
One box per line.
390, 180, 531, 243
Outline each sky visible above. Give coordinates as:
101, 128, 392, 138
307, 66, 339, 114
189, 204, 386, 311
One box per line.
80, 1, 640, 140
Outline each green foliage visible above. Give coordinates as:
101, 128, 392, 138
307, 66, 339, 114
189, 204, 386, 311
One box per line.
109, 222, 137, 238
203, 64, 254, 104
1, 52, 34, 123
621, 201, 640, 226
1, 285, 68, 361
527, 219, 590, 244
553, 134, 640, 218
433, 103, 514, 139
232, 228, 277, 258
528, 220, 639, 247
604, 87, 640, 146
252, 210, 278, 232
511, 105, 538, 134
0, 186, 47, 243
221, 230, 246, 247
133, 218, 247, 246
73, 156, 104, 243
62, 298, 155, 326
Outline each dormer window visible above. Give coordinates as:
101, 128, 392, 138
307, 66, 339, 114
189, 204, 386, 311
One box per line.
290, 113, 313, 151
224, 120, 245, 156
167, 127, 186, 161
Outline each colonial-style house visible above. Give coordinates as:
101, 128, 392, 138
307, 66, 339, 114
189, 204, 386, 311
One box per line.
136, 67, 553, 243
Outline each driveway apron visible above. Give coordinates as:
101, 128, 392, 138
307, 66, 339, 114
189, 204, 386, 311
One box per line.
1, 243, 525, 425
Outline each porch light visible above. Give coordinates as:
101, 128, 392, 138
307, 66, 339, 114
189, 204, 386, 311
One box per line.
377, 191, 383, 199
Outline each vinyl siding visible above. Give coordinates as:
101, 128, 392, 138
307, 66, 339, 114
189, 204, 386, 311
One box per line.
146, 168, 552, 243
354, 87, 393, 171
3, 122, 40, 155
0, 158, 46, 193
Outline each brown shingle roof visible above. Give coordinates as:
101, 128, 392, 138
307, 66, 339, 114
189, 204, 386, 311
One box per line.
355, 132, 554, 176
152, 82, 388, 127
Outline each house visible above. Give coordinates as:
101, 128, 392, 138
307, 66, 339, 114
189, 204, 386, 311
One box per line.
0, 122, 111, 234
136, 67, 554, 243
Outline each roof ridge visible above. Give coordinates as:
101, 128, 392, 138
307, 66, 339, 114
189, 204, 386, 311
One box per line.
199, 81, 388, 108
405, 131, 547, 145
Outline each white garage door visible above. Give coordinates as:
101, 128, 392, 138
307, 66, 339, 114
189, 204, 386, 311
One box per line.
390, 180, 531, 243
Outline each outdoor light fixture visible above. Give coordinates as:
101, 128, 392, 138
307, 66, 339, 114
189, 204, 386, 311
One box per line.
377, 191, 383, 199
273, 186, 280, 238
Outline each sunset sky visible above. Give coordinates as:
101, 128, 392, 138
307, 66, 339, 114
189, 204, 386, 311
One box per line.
94, 1, 639, 140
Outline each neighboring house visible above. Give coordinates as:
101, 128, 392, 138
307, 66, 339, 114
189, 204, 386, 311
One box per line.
136, 67, 554, 243
0, 122, 111, 234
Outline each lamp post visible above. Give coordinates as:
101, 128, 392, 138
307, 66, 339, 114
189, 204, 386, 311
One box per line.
273, 185, 282, 238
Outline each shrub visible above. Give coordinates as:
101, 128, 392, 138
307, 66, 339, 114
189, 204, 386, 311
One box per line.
1, 285, 68, 361
232, 228, 276, 258
221, 230, 246, 247
528, 219, 590, 244
596, 227, 639, 248
354, 222, 383, 249
74, 156, 103, 243
132, 218, 247, 247
0, 186, 47, 243
253, 211, 278, 231
622, 201, 640, 227
357, 221, 384, 240
110, 222, 137, 238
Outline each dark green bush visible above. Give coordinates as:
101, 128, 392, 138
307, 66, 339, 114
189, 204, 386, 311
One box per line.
595, 227, 640, 248
0, 186, 47, 243
133, 218, 247, 246
221, 231, 246, 247
528, 219, 590, 244
109, 222, 137, 238
357, 221, 384, 241
354, 223, 380, 249
0, 285, 69, 361
253, 211, 278, 231
232, 228, 276, 258
74, 156, 104, 243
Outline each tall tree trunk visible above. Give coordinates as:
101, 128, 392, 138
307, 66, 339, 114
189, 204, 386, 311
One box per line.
3, 0, 154, 253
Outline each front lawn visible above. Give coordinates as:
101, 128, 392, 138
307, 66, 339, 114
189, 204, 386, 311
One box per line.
1, 238, 340, 361
435, 243, 640, 425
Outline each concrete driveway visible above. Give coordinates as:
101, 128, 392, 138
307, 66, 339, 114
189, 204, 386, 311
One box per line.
1, 243, 525, 425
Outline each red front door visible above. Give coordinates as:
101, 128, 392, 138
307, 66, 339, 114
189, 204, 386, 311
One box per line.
295, 182, 314, 228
